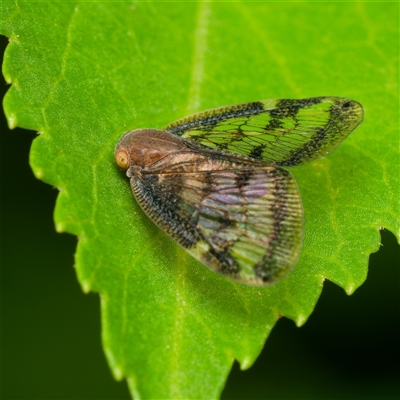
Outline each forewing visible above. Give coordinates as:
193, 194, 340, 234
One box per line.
164, 97, 363, 166
130, 164, 303, 286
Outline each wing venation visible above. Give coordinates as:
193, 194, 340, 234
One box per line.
130, 161, 303, 286
165, 97, 363, 166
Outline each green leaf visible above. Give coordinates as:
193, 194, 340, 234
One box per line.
1, 1, 399, 399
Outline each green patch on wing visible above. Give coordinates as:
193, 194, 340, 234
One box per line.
165, 97, 363, 167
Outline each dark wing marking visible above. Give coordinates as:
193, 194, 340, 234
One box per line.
164, 97, 363, 166
130, 163, 302, 286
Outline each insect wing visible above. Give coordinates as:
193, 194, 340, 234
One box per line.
130, 162, 303, 286
164, 97, 363, 166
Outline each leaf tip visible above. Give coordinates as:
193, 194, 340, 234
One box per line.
240, 356, 253, 370
345, 283, 356, 296
33, 169, 44, 180
4, 74, 12, 85
295, 314, 307, 327
81, 280, 91, 294
113, 366, 124, 381
56, 222, 65, 233
7, 113, 17, 129
104, 348, 125, 381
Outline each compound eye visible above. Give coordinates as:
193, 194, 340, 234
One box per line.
115, 149, 130, 170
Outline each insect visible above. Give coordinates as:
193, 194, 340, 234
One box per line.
115, 97, 364, 286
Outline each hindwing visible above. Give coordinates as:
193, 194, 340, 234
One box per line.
130, 161, 302, 286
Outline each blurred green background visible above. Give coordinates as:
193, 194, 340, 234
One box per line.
1, 31, 399, 399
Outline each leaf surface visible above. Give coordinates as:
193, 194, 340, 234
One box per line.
2, 1, 399, 399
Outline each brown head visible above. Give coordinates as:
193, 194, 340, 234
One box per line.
115, 129, 188, 171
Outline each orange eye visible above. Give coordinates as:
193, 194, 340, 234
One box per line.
115, 149, 130, 170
